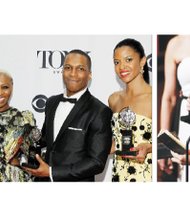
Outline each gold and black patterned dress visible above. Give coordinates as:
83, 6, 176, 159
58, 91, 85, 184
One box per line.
112, 110, 152, 182
0, 107, 36, 182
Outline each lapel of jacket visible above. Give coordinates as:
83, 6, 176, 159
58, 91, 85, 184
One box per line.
47, 94, 63, 146
54, 89, 92, 145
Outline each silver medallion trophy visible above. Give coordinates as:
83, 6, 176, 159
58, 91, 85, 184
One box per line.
116, 107, 136, 156
20, 127, 46, 169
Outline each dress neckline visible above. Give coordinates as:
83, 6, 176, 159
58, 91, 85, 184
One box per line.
112, 106, 151, 120
0, 107, 12, 114
112, 112, 152, 120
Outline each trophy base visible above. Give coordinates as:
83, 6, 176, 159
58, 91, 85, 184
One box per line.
20, 146, 46, 169
19, 153, 40, 169
21, 161, 39, 169
116, 150, 137, 156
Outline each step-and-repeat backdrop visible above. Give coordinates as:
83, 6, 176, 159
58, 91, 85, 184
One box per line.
0, 35, 152, 181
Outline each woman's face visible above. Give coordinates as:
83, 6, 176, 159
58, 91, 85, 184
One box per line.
113, 46, 146, 84
0, 74, 13, 112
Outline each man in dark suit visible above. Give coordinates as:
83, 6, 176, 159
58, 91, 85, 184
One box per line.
24, 49, 112, 181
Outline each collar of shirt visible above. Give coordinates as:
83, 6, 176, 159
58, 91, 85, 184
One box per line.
63, 87, 87, 101
54, 87, 87, 141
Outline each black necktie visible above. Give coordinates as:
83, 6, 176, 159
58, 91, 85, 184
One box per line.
60, 96, 77, 104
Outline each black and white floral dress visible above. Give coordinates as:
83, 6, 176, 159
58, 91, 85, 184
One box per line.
0, 107, 36, 182
112, 110, 152, 182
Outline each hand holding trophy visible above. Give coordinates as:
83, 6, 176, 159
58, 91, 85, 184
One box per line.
4, 126, 46, 169
20, 127, 46, 169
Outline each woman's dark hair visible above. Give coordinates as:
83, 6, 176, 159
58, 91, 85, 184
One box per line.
114, 38, 149, 84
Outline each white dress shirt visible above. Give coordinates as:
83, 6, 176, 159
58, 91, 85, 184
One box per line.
49, 87, 87, 181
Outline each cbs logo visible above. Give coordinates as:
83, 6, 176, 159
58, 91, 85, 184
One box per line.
147, 54, 152, 72
32, 95, 48, 113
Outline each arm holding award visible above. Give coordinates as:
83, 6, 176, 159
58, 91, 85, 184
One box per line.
108, 38, 152, 182
0, 70, 46, 182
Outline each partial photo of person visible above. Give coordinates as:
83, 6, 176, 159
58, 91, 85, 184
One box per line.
157, 35, 190, 182
109, 38, 152, 182
23, 49, 113, 182
0, 70, 37, 182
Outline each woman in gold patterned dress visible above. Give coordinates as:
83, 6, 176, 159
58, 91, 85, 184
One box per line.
0, 71, 36, 182
108, 39, 152, 182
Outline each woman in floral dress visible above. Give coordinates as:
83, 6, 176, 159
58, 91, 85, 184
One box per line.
108, 39, 152, 182
0, 70, 36, 181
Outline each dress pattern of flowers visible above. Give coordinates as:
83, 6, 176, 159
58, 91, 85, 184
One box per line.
0, 107, 36, 182
112, 110, 152, 182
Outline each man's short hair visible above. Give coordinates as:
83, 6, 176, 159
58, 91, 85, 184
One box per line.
65, 49, 92, 72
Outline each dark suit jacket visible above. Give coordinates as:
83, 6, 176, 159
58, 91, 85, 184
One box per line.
41, 89, 112, 181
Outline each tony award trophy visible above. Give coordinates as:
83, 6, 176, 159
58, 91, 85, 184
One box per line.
116, 107, 136, 156
20, 127, 46, 169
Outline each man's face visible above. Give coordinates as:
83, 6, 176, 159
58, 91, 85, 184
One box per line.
62, 53, 91, 97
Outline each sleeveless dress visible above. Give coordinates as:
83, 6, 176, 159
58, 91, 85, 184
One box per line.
177, 57, 190, 180
0, 107, 36, 182
111, 109, 152, 182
